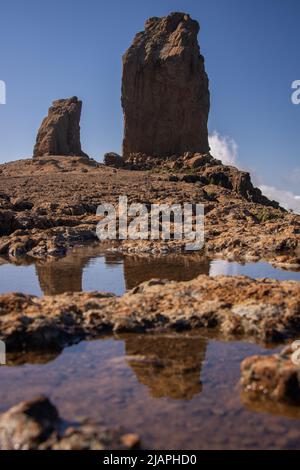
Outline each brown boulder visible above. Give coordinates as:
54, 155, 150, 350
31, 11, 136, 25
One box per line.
0, 396, 140, 450
122, 12, 210, 160
241, 346, 300, 404
104, 152, 125, 168
186, 153, 214, 169
0, 396, 59, 449
203, 165, 280, 208
33, 97, 88, 158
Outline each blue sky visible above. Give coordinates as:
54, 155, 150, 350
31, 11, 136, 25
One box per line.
0, 0, 299, 201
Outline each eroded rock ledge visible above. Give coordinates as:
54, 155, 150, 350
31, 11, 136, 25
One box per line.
0, 276, 299, 352
105, 152, 280, 207
0, 396, 140, 450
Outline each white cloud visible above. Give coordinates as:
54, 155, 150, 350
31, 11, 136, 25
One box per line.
209, 260, 239, 277
208, 131, 238, 166
259, 185, 300, 214
209, 131, 300, 215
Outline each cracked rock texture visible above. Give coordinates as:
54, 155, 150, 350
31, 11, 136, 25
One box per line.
122, 12, 210, 159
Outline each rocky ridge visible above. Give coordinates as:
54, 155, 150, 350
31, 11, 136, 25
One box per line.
0, 157, 299, 267
0, 275, 299, 352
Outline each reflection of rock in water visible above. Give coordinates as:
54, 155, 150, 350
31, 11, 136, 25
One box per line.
124, 334, 208, 400
34, 248, 210, 296
241, 392, 300, 420
36, 259, 84, 295
6, 350, 60, 366
36, 257, 86, 295
34, 246, 119, 295
123, 254, 210, 290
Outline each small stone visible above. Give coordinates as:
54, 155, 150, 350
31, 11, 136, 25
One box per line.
121, 433, 140, 449
0, 397, 140, 450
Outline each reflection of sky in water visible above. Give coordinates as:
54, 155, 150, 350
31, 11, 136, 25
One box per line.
0, 256, 126, 297
209, 260, 300, 281
0, 256, 299, 297
82, 256, 125, 295
0, 264, 43, 296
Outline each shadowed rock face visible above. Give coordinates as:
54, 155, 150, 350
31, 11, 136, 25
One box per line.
122, 12, 210, 159
33, 97, 88, 158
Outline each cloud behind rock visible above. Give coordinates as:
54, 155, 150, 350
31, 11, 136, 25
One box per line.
209, 131, 238, 166
259, 185, 300, 214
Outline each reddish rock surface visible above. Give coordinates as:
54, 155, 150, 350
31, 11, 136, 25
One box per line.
241, 345, 300, 405
33, 97, 88, 158
0, 276, 299, 352
122, 12, 210, 159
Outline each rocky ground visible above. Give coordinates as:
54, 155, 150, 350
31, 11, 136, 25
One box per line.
1, 153, 300, 425
0, 155, 299, 268
0, 275, 299, 352
0, 396, 140, 450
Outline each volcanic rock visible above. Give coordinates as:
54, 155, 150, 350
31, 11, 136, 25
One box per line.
0, 157, 299, 263
33, 97, 88, 158
241, 345, 300, 404
122, 12, 210, 159
0, 396, 140, 450
0, 276, 299, 353
104, 152, 124, 168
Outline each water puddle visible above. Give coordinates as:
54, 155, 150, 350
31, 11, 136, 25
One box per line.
0, 245, 299, 296
1, 332, 300, 449
0, 245, 300, 449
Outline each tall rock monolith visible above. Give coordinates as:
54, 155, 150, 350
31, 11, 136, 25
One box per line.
122, 12, 210, 160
